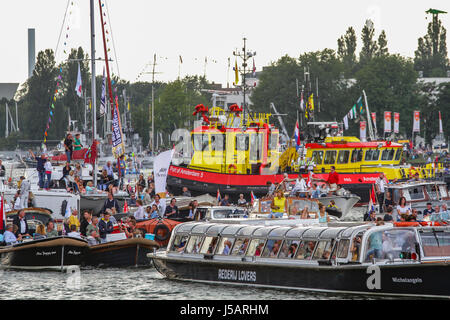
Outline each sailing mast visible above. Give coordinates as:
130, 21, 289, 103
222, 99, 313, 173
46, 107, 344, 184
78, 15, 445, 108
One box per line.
90, 0, 97, 186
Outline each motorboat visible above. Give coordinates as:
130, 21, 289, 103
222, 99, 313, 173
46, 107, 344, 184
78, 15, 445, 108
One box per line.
0, 236, 88, 271
316, 194, 360, 219
150, 221, 450, 298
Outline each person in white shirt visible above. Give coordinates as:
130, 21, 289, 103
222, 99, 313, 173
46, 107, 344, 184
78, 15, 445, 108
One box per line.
375, 173, 389, 213
67, 224, 82, 239
13, 191, 23, 210
3, 224, 21, 244
44, 160, 53, 190
133, 200, 148, 220
19, 176, 31, 208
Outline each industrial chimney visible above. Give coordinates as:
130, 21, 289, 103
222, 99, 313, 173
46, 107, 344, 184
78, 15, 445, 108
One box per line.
28, 28, 35, 78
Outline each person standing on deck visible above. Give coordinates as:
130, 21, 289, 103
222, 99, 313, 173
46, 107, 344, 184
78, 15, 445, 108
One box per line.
64, 133, 74, 163
375, 173, 389, 213
73, 133, 83, 151
118, 155, 126, 189
326, 166, 339, 193
19, 176, 31, 208
28, 150, 47, 189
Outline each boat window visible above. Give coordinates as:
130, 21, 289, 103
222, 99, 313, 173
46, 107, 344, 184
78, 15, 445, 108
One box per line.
231, 238, 250, 256
336, 239, 350, 259
381, 149, 395, 161
212, 209, 235, 219
312, 151, 323, 165
364, 149, 380, 161
236, 134, 249, 151
337, 150, 349, 164
200, 236, 219, 254
420, 231, 450, 257
409, 187, 425, 200
269, 133, 278, 151
170, 235, 189, 253
185, 236, 203, 254
246, 239, 266, 257
351, 149, 363, 163
211, 134, 224, 152
192, 134, 210, 152
278, 240, 300, 259
364, 229, 418, 262
324, 151, 336, 165
439, 185, 449, 198
261, 239, 283, 258
395, 149, 402, 161
312, 241, 331, 260
425, 185, 439, 201
249, 133, 264, 161
350, 234, 363, 261
296, 241, 316, 260
216, 237, 235, 255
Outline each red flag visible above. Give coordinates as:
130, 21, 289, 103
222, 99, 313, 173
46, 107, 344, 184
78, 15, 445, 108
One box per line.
123, 201, 129, 213
0, 194, 5, 231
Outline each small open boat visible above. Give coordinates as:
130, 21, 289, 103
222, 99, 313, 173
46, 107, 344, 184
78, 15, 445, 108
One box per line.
85, 236, 159, 267
0, 236, 88, 271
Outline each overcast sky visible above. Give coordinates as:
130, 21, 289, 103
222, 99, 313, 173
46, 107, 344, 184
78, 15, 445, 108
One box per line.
1, 0, 448, 87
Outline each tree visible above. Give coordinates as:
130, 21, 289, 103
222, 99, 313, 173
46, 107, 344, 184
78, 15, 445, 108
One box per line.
359, 20, 378, 66
414, 13, 449, 77
337, 27, 357, 75
376, 30, 389, 57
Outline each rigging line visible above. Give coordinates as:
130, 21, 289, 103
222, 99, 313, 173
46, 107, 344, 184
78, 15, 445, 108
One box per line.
55, 0, 71, 57
104, 0, 120, 79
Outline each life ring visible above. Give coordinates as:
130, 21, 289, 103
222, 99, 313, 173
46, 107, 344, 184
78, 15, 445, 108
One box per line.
228, 164, 237, 174
153, 223, 171, 242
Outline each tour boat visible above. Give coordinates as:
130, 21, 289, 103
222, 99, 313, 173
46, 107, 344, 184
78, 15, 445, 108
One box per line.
150, 221, 450, 298
0, 236, 88, 271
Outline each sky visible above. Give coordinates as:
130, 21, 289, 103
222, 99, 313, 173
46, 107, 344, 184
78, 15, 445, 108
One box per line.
0, 0, 449, 88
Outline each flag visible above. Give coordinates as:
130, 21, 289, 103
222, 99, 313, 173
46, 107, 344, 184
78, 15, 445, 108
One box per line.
100, 67, 106, 116
234, 59, 239, 85
252, 57, 256, 77
75, 62, 82, 98
360, 121, 367, 141
308, 94, 314, 111
368, 184, 377, 214
394, 112, 400, 134
123, 201, 129, 213
413, 111, 420, 132
127, 101, 130, 111
0, 194, 5, 232
179, 55, 183, 64
439, 111, 443, 134
371, 112, 377, 129
217, 189, 221, 204
294, 120, 301, 150
343, 115, 349, 130
300, 92, 305, 111
251, 191, 257, 205
384, 111, 392, 133
357, 96, 364, 114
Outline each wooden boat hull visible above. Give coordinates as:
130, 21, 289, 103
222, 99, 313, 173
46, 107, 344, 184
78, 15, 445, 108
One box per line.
85, 238, 159, 267
0, 237, 88, 271
151, 255, 450, 298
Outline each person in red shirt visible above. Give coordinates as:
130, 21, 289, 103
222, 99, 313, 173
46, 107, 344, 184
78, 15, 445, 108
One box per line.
326, 166, 339, 193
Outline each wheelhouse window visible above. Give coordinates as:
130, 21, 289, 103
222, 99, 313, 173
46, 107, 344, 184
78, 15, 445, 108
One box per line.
199, 236, 219, 254
246, 239, 266, 257
420, 230, 450, 257
337, 150, 350, 164
425, 185, 439, 201
324, 151, 337, 165
210, 134, 224, 152
364, 149, 380, 161
364, 229, 418, 262
261, 239, 283, 258
439, 185, 449, 198
235, 134, 249, 151
312, 240, 332, 260
278, 240, 300, 259
296, 241, 316, 260
351, 149, 363, 163
192, 134, 210, 152
408, 187, 425, 200
249, 133, 264, 161
170, 235, 189, 253
381, 149, 395, 161
231, 238, 250, 256
312, 151, 324, 165
395, 149, 402, 161
185, 236, 203, 254
269, 133, 278, 151
216, 237, 235, 255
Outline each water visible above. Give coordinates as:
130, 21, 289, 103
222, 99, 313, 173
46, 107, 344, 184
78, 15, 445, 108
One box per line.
0, 266, 386, 300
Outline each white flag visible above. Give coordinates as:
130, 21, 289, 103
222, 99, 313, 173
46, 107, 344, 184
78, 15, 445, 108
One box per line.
343, 115, 349, 130
360, 121, 367, 141
439, 111, 443, 134
75, 62, 82, 98
413, 111, 420, 133
154, 149, 174, 194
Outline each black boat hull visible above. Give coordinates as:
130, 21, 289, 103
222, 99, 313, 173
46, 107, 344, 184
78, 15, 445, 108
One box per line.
152, 256, 450, 298
85, 238, 159, 267
0, 237, 88, 271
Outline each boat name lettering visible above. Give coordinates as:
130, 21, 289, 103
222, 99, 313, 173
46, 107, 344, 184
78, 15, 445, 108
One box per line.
68, 250, 82, 256
392, 277, 423, 284
36, 251, 57, 256
218, 269, 256, 282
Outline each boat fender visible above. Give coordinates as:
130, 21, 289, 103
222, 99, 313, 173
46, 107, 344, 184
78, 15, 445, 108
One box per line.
153, 223, 171, 242
228, 164, 237, 174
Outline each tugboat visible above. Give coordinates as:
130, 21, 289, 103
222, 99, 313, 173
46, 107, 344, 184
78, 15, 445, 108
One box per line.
150, 221, 450, 298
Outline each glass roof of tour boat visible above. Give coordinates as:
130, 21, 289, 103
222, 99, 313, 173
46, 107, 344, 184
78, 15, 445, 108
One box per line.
267, 227, 295, 238
284, 227, 310, 239
318, 227, 348, 239
236, 225, 264, 237
220, 225, 247, 236
301, 227, 329, 239
205, 224, 229, 236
